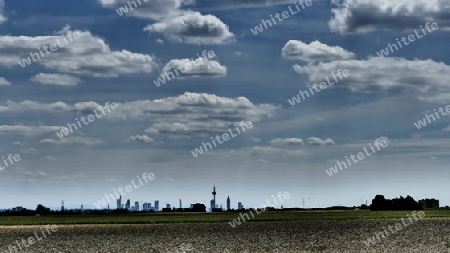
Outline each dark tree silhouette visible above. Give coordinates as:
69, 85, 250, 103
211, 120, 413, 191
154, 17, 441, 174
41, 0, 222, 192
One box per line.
36, 204, 50, 215
370, 195, 422, 211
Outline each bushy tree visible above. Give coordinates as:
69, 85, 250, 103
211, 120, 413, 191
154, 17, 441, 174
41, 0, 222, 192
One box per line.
36, 204, 50, 215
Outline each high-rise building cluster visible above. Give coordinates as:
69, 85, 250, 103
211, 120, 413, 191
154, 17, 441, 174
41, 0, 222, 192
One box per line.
112, 185, 243, 212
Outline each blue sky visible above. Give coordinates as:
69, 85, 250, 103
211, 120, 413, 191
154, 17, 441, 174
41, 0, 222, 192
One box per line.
0, 0, 449, 210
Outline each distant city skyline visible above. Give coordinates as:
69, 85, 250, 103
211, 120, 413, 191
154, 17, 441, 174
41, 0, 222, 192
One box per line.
0, 1, 449, 210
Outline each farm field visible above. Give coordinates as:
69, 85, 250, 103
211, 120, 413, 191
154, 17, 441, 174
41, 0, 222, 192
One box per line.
0, 219, 450, 252
0, 211, 450, 252
1, 210, 450, 226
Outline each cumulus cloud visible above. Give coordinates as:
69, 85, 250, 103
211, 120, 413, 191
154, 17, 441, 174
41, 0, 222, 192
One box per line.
269, 138, 304, 145
293, 57, 450, 93
30, 73, 81, 86
308, 137, 335, 146
144, 12, 235, 45
98, 0, 194, 20
329, 0, 450, 34
137, 92, 277, 138
282, 40, 355, 63
40, 136, 104, 145
160, 57, 227, 79
0, 77, 10, 85
0, 93, 278, 140
0, 25, 157, 77
126, 135, 154, 143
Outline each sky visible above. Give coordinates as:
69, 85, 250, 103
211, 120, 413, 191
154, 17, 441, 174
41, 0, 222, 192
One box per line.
0, 0, 449, 210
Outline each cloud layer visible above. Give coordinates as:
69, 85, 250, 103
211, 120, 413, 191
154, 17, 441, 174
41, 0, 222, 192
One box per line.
293, 57, 450, 93
0, 25, 157, 77
329, 0, 450, 34
99, 0, 194, 20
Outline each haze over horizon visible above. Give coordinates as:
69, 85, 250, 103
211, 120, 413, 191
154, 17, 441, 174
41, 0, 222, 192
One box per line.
0, 0, 449, 210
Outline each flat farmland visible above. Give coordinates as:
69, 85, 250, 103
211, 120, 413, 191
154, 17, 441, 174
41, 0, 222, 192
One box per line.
1, 210, 450, 226
1, 211, 450, 252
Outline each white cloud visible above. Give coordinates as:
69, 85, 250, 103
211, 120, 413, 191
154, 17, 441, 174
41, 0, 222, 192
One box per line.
126, 135, 154, 143
0, 77, 10, 85
30, 73, 81, 86
293, 57, 450, 93
0, 25, 157, 77
99, 0, 194, 20
282, 40, 355, 63
269, 138, 304, 145
329, 0, 450, 34
40, 137, 104, 145
0, 125, 66, 136
308, 137, 335, 146
144, 12, 235, 45
160, 57, 227, 79
0, 1, 6, 24
12, 142, 23, 147
0, 93, 279, 139
0, 100, 72, 112
21, 148, 38, 155
249, 146, 303, 156
44, 156, 56, 161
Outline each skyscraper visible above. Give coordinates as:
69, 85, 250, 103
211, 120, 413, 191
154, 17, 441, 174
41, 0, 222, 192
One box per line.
227, 196, 230, 210
210, 199, 215, 211
126, 199, 131, 210
154, 200, 159, 211
179, 199, 182, 209
116, 195, 122, 210
134, 201, 139, 211
143, 202, 151, 211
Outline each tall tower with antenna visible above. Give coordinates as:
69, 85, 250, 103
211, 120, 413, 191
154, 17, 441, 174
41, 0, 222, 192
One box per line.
212, 184, 217, 209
